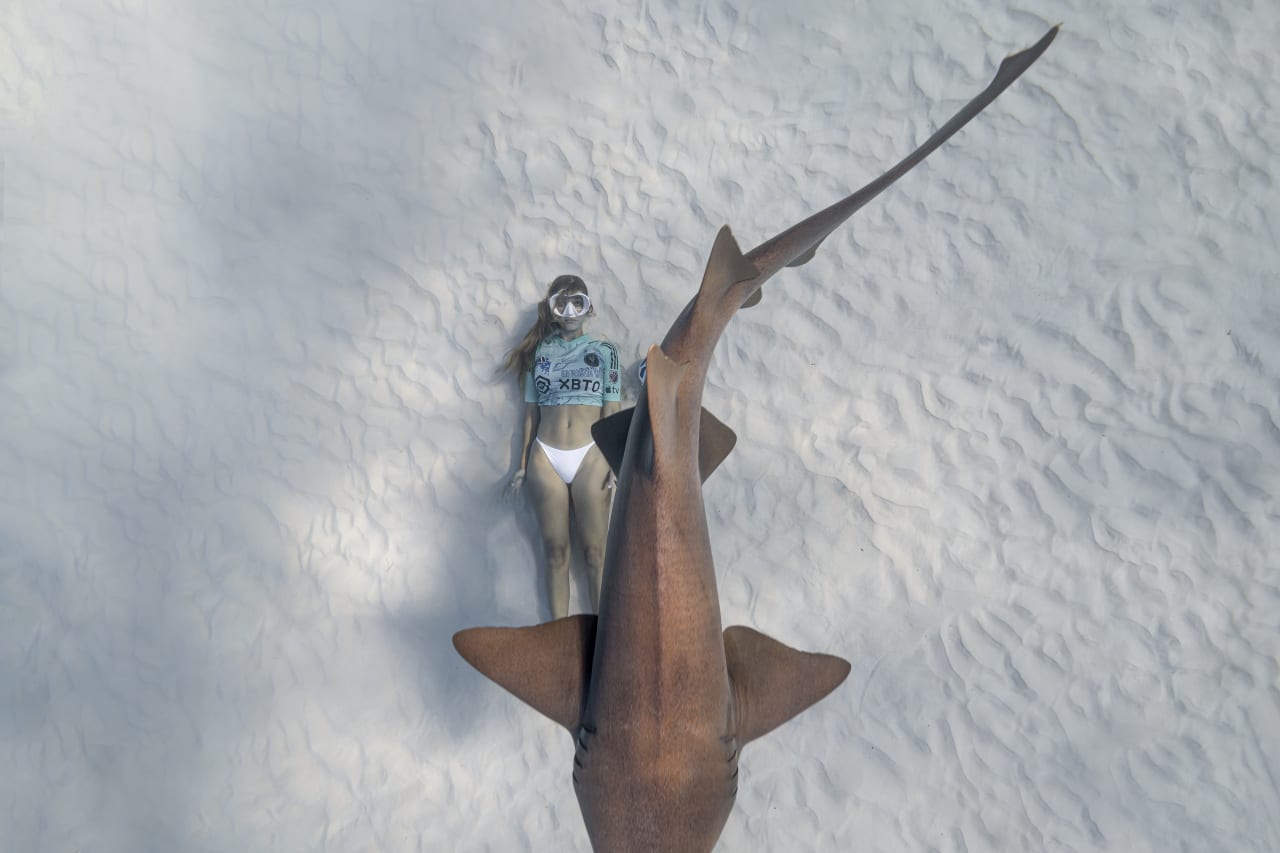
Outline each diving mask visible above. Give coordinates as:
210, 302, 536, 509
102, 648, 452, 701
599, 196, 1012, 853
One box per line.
550, 291, 591, 319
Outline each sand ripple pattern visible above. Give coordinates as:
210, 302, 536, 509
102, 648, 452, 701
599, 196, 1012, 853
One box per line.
2, 0, 1277, 851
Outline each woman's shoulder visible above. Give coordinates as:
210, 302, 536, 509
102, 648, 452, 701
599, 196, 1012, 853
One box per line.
586, 332, 617, 349
586, 335, 619, 362
541, 330, 566, 343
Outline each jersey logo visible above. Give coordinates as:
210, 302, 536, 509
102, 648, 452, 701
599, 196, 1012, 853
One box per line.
558, 378, 602, 392
536, 355, 551, 374
584, 352, 601, 368
535, 376, 552, 394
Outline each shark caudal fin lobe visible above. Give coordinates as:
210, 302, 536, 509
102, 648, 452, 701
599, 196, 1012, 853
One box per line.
742, 240, 815, 307
452, 615, 597, 732
592, 406, 736, 482
993, 24, 1059, 88
739, 25, 1059, 311
724, 625, 851, 745
698, 225, 760, 310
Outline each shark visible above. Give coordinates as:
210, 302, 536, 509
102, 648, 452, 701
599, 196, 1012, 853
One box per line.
455, 26, 1058, 852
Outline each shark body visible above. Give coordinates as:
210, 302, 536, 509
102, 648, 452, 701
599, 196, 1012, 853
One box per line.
455, 27, 1058, 852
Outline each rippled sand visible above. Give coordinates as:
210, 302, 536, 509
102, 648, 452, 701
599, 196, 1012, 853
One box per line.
2, 1, 1277, 850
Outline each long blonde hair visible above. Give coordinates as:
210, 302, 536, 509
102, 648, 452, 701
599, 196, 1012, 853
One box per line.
502, 275, 591, 377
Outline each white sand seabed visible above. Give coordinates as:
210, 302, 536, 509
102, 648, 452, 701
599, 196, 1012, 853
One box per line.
2, 0, 1278, 850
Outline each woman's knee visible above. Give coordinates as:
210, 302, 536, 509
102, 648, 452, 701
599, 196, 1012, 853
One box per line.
543, 539, 571, 568
583, 543, 605, 570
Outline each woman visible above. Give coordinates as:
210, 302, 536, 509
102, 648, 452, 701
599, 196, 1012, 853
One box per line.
504, 275, 622, 619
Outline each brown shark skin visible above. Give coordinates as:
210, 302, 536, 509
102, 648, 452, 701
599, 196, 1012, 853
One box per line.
574, 351, 739, 851
456, 26, 1059, 853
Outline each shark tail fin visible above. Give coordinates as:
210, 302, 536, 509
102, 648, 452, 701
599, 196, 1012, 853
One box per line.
453, 615, 597, 732
698, 225, 760, 310
740, 241, 821, 309
592, 405, 736, 482
724, 625, 851, 745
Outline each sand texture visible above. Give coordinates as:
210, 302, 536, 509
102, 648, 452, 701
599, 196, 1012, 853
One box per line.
2, 0, 1278, 850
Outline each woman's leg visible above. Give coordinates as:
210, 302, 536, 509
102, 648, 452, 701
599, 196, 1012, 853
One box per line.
526, 443, 573, 619
571, 447, 614, 613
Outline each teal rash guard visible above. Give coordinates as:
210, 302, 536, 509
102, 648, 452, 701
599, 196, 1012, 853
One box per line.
525, 334, 622, 407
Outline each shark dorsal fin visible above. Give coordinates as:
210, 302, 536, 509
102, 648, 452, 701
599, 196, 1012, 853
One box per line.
592, 406, 736, 482
453, 615, 597, 731
724, 625, 851, 745
699, 225, 760, 307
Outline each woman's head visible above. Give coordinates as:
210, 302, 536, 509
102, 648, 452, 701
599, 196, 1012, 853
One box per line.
544, 275, 593, 331
548, 274, 588, 299
502, 275, 596, 376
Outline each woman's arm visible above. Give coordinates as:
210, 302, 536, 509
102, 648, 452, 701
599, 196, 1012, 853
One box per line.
506, 403, 540, 498
517, 403, 540, 471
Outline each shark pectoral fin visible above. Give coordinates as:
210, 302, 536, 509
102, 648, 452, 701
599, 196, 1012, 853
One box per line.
724, 625, 851, 745
453, 615, 597, 732
698, 407, 736, 482
591, 407, 635, 476
699, 225, 761, 307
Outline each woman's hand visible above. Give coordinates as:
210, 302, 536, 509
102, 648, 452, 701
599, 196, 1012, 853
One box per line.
505, 468, 527, 501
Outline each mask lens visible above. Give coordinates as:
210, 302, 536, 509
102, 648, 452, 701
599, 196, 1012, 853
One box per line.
551, 293, 590, 318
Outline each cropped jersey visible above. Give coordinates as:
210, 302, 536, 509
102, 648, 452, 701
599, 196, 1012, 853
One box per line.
524, 333, 621, 408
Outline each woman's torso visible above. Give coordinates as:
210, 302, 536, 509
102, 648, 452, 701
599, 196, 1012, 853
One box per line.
527, 333, 621, 448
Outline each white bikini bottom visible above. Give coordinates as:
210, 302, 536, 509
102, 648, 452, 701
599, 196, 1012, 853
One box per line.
536, 438, 595, 485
